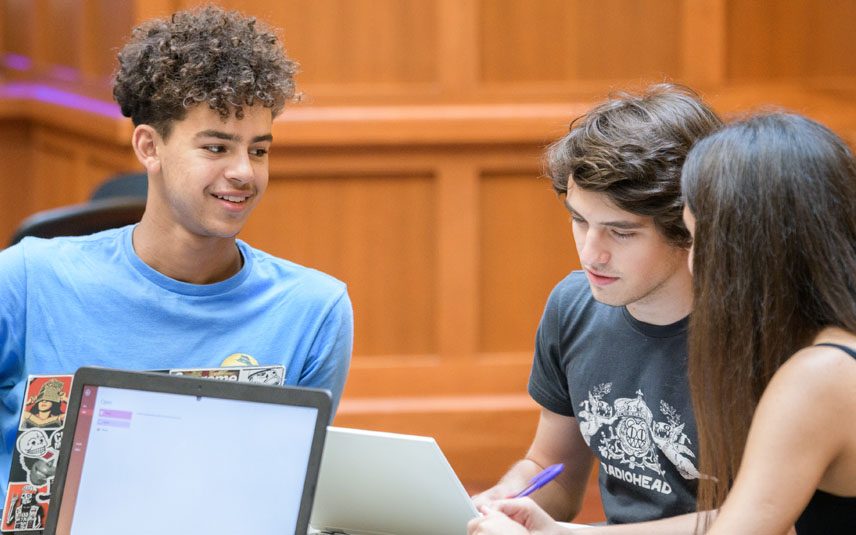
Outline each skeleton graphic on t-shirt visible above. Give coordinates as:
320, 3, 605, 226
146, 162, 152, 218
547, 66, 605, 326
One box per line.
578, 384, 699, 481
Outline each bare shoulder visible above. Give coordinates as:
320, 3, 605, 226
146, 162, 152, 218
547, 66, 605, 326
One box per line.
769, 338, 856, 402
754, 337, 856, 439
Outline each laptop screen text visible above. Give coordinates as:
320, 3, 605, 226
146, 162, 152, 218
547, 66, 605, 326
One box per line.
55, 384, 318, 534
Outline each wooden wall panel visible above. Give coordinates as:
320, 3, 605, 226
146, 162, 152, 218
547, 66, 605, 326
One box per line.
132, 0, 182, 23
242, 171, 437, 357
270, 0, 437, 85
183, 0, 439, 99
680, 0, 726, 86
726, 0, 809, 81
809, 1, 856, 79
0, 121, 33, 241
479, 0, 579, 84
726, 0, 856, 81
479, 171, 580, 353
44, 0, 81, 72
2, 0, 33, 58
5, 0, 856, 104
480, 0, 683, 84
86, 0, 134, 79
31, 133, 79, 211
24, 125, 137, 218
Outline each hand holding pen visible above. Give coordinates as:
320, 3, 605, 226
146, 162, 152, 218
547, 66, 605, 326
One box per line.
512, 463, 564, 498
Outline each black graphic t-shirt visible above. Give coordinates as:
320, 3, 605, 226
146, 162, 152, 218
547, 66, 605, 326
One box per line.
529, 271, 698, 524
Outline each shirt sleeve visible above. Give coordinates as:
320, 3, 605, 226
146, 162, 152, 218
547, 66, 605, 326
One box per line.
528, 284, 575, 417
0, 243, 28, 484
298, 289, 353, 419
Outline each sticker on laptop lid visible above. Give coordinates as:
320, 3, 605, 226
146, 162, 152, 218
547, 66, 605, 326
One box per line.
3, 375, 73, 533
155, 365, 285, 386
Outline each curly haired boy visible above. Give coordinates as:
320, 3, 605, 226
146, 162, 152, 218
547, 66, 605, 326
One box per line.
0, 6, 353, 505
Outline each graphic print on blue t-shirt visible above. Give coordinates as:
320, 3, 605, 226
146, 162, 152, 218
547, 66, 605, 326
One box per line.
220, 353, 258, 367
579, 384, 699, 495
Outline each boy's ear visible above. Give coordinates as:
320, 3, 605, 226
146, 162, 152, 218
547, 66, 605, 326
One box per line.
131, 125, 162, 175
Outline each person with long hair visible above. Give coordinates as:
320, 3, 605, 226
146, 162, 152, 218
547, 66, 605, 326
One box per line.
468, 113, 856, 534
681, 112, 856, 534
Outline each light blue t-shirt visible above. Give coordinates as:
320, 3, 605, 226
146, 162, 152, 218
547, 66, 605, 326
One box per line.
0, 225, 353, 499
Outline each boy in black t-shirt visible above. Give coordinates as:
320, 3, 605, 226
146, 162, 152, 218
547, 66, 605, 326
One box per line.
471, 84, 721, 531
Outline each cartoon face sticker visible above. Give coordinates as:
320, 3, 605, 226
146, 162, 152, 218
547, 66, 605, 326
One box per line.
27, 458, 56, 486
20, 376, 72, 429
247, 368, 281, 384
16, 430, 49, 458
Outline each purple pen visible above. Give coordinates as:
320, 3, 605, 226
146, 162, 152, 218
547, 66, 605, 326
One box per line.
512, 463, 564, 498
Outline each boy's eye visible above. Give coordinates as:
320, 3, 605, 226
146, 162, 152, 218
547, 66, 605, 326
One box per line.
570, 216, 586, 225
250, 148, 269, 157
611, 230, 635, 240
204, 145, 225, 154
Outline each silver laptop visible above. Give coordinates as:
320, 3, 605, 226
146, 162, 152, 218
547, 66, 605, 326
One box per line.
310, 427, 479, 535
44, 367, 331, 535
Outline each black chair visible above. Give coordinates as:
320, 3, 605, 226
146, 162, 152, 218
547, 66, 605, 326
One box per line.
90, 172, 148, 201
8, 173, 148, 247
8, 198, 146, 246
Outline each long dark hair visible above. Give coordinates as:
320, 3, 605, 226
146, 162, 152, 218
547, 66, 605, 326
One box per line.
681, 113, 856, 523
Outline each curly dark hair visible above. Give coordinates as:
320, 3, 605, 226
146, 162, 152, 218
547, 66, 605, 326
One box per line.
113, 5, 298, 138
545, 84, 721, 248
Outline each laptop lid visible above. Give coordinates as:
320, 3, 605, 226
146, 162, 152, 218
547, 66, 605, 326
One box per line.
310, 427, 478, 535
44, 367, 331, 535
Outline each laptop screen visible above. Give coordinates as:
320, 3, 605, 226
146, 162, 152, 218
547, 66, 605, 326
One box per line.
54, 383, 319, 535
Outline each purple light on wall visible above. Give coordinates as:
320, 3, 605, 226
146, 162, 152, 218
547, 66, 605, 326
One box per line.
49, 65, 81, 82
3, 54, 32, 71
0, 82, 122, 118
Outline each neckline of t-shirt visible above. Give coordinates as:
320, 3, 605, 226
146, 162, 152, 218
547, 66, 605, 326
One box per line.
122, 225, 253, 296
621, 306, 688, 338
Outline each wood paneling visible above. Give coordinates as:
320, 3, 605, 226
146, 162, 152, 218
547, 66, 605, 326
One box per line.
28, 125, 136, 212
435, 159, 480, 357
680, 0, 726, 86
480, 0, 683, 84
85, 0, 134, 79
0, 120, 33, 239
2, 0, 34, 58
132, 0, 180, 23
479, 171, 580, 353
244, 170, 438, 357
5, 0, 856, 102
44, 0, 81, 72
31, 131, 79, 210
726, 0, 856, 81
2, 1, 856, 522
259, 0, 438, 85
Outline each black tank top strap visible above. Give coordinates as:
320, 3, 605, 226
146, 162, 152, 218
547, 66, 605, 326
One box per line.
813, 342, 856, 359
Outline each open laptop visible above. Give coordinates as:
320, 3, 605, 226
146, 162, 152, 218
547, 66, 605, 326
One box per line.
43, 367, 331, 535
310, 427, 479, 535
